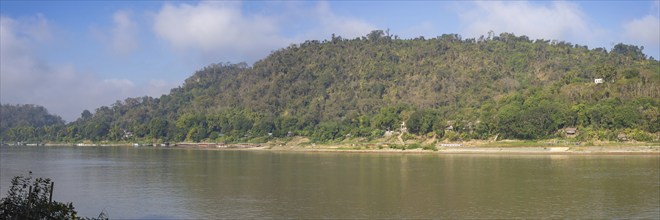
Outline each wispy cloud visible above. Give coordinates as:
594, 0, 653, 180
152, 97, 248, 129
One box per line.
456, 1, 659, 58
1, 15, 170, 121
111, 10, 139, 55
311, 1, 375, 39
91, 10, 139, 55
459, 1, 602, 41
623, 15, 659, 50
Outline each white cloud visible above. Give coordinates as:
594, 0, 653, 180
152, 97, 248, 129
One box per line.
152, 1, 287, 63
91, 10, 139, 55
1, 15, 43, 91
623, 14, 660, 48
311, 1, 376, 39
281, 1, 376, 41
151, 1, 376, 64
459, 1, 600, 41
111, 10, 139, 55
145, 80, 176, 98
1, 15, 170, 122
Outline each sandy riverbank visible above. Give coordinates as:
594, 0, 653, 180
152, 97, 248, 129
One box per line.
31, 139, 660, 155
254, 145, 659, 155
240, 137, 660, 154
172, 142, 659, 155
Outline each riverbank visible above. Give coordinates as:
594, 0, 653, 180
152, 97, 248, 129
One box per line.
152, 142, 660, 155
248, 137, 659, 154
7, 137, 658, 155
259, 143, 659, 155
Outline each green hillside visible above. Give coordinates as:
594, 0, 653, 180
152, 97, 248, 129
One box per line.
3, 31, 659, 143
0, 104, 65, 142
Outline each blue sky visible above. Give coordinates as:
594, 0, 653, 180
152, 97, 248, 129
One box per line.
1, 1, 659, 121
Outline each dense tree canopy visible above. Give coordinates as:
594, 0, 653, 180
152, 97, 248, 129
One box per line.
2, 31, 658, 143
0, 104, 65, 143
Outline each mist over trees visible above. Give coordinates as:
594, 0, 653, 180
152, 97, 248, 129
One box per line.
2, 31, 658, 143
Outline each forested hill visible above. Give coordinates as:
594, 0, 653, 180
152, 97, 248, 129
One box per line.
3, 31, 659, 143
0, 104, 65, 141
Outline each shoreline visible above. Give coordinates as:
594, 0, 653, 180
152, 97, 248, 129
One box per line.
257, 145, 660, 155
14, 143, 657, 155
138, 145, 660, 155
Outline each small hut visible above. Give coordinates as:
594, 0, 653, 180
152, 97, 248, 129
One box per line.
564, 128, 577, 136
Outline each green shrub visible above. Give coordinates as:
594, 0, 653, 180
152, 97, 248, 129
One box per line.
389, 144, 406, 150
446, 132, 461, 142
402, 133, 415, 141
627, 129, 655, 141
370, 129, 385, 138
248, 136, 272, 143
408, 143, 421, 149
422, 144, 438, 151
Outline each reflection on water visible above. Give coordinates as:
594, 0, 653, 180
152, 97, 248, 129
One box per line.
1, 146, 658, 219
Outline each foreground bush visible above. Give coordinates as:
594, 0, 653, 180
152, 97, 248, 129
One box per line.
0, 173, 107, 220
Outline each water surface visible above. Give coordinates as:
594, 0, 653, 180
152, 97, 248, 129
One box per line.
1, 146, 658, 219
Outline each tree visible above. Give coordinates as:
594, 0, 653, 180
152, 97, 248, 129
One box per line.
314, 121, 343, 141
367, 30, 384, 42
149, 118, 169, 139
108, 124, 122, 141
0, 173, 78, 219
252, 117, 275, 135
0, 104, 65, 142
0, 173, 108, 220
406, 110, 437, 134
611, 43, 645, 60
80, 110, 92, 121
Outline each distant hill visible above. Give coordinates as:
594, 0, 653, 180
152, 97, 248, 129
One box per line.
0, 104, 65, 142
3, 31, 659, 143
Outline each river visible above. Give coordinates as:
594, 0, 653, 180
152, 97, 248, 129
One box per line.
1, 146, 658, 219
